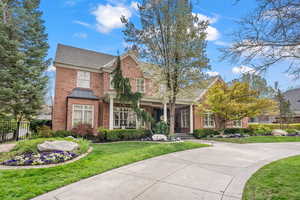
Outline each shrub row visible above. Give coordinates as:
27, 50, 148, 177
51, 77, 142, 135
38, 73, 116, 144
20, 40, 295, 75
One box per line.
193, 129, 219, 138
249, 123, 300, 130
97, 128, 149, 142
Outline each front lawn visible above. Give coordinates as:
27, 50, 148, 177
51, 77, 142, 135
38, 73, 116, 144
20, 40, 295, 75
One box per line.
0, 141, 208, 200
243, 155, 300, 200
207, 136, 300, 144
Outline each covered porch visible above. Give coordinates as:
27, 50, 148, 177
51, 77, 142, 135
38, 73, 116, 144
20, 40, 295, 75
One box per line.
106, 94, 194, 134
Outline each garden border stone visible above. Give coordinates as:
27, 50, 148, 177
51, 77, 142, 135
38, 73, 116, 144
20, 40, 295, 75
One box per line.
0, 147, 93, 170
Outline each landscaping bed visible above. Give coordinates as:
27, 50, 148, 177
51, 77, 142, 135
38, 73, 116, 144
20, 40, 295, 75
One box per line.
243, 155, 300, 200
0, 138, 90, 166
0, 141, 208, 200
206, 136, 300, 144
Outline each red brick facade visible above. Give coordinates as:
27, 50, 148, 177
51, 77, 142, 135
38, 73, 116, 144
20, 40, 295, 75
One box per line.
53, 53, 248, 133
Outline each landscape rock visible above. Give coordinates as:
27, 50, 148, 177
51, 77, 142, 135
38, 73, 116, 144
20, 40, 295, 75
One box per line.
271, 129, 288, 136
38, 140, 79, 152
152, 134, 168, 141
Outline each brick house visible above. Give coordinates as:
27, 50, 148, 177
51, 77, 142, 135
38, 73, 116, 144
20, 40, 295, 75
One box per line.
52, 44, 248, 134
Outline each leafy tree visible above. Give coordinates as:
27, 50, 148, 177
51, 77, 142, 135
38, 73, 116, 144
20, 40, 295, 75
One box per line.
121, 0, 209, 134
0, 0, 49, 139
199, 81, 277, 130
111, 56, 154, 131
222, 0, 300, 77
275, 89, 294, 128
232, 73, 275, 98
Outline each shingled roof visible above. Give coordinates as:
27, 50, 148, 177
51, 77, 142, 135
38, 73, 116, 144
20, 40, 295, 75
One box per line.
55, 44, 116, 69
284, 88, 300, 115
68, 88, 99, 100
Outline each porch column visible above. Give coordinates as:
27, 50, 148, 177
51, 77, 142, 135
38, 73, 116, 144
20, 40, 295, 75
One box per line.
163, 103, 167, 122
190, 104, 193, 134
109, 96, 114, 130
136, 101, 140, 129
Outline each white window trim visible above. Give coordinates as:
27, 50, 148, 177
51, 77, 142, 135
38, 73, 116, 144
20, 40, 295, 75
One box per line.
72, 104, 94, 128
136, 78, 145, 93
109, 74, 114, 89
113, 107, 137, 129
233, 119, 242, 128
77, 71, 91, 88
203, 112, 215, 128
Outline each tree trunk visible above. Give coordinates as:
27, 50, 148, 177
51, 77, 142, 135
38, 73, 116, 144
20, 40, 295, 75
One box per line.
169, 98, 176, 135
14, 121, 20, 141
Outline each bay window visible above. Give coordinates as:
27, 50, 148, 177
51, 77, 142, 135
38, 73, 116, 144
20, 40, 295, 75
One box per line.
72, 104, 94, 127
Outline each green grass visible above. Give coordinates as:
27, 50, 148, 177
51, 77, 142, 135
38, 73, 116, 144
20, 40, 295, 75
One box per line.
243, 155, 300, 200
0, 137, 90, 162
0, 141, 208, 200
207, 136, 300, 144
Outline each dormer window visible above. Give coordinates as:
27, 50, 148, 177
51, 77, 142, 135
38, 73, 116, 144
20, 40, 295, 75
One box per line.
77, 71, 90, 88
136, 78, 145, 93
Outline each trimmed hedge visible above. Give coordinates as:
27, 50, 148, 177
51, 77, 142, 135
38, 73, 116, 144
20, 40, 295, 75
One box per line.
97, 128, 149, 142
193, 129, 219, 138
223, 128, 252, 135
249, 123, 300, 130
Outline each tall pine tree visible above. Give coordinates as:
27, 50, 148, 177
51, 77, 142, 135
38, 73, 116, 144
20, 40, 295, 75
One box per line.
0, 0, 49, 138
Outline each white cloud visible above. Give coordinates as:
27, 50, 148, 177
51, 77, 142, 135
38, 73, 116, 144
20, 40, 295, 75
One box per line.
47, 65, 56, 72
92, 4, 132, 33
214, 40, 231, 47
73, 32, 88, 39
193, 13, 220, 41
232, 65, 255, 74
206, 26, 219, 41
130, 1, 139, 11
73, 20, 92, 28
206, 71, 219, 76
194, 13, 218, 24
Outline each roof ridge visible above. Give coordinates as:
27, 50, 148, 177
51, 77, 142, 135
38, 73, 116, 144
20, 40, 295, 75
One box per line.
57, 43, 116, 58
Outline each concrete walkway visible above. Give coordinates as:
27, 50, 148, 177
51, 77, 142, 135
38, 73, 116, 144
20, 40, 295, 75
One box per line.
33, 141, 300, 200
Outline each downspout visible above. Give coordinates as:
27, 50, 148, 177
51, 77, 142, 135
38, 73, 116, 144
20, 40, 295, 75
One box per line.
66, 97, 69, 131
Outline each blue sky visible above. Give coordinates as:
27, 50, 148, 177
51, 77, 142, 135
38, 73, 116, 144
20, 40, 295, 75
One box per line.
42, 0, 299, 99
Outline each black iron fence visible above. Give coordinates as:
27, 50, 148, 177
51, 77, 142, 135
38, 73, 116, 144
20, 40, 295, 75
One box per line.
0, 121, 30, 143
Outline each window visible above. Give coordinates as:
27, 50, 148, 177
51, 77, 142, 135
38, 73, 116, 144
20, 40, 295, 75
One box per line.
233, 120, 242, 128
77, 71, 90, 88
136, 78, 145, 93
114, 107, 136, 129
72, 104, 94, 127
181, 109, 189, 128
109, 74, 114, 89
204, 112, 215, 128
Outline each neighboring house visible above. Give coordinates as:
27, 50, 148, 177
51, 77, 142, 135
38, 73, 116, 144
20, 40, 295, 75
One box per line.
52, 44, 248, 133
36, 105, 52, 120
249, 88, 300, 124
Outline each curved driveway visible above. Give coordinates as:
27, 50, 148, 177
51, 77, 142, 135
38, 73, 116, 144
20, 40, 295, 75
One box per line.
33, 141, 300, 200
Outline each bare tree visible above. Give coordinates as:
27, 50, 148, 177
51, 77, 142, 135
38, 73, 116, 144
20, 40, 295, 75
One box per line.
121, 0, 210, 135
222, 0, 300, 76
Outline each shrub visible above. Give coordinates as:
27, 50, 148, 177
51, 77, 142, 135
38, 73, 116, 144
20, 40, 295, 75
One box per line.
71, 123, 94, 137
253, 126, 272, 136
37, 125, 53, 138
30, 119, 52, 133
285, 129, 298, 134
153, 121, 168, 135
53, 130, 72, 137
223, 128, 252, 135
249, 123, 300, 130
97, 128, 147, 142
194, 129, 219, 138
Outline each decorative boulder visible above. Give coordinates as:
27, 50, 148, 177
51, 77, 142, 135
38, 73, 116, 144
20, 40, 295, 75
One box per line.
152, 134, 168, 141
271, 129, 288, 136
38, 140, 79, 152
